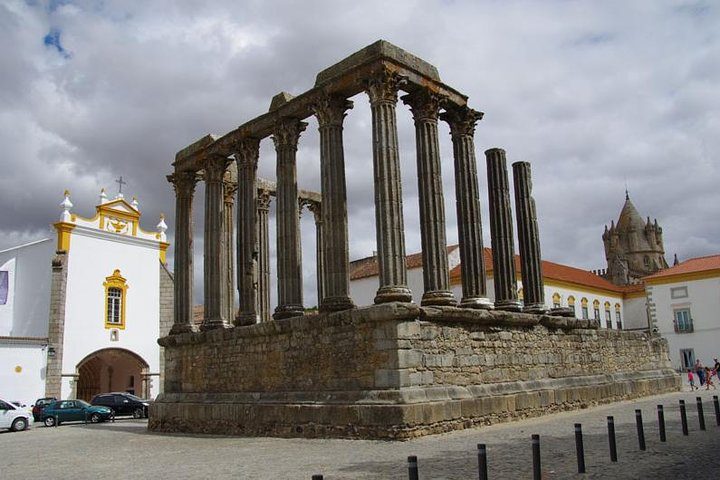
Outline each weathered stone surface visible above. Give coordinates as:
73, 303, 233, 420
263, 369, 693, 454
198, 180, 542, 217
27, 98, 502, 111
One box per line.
152, 305, 679, 440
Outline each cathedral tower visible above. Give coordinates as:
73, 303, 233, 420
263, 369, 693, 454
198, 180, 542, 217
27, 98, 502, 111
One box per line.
602, 192, 668, 285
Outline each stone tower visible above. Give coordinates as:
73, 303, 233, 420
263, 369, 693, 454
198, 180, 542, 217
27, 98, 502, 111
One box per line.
602, 192, 668, 285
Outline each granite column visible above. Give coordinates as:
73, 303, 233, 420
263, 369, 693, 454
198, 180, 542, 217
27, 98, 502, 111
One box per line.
366, 69, 412, 304
512, 161, 546, 313
441, 107, 492, 308
235, 138, 261, 326
486, 148, 521, 311
312, 95, 355, 311
257, 189, 272, 322
169, 171, 198, 334
201, 156, 232, 330
222, 177, 237, 325
273, 118, 307, 319
403, 90, 455, 306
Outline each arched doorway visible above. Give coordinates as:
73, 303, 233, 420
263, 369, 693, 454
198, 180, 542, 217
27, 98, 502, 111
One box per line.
75, 348, 149, 401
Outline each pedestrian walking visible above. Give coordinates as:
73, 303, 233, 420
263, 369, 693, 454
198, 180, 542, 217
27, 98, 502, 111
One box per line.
705, 367, 716, 390
688, 369, 697, 390
695, 359, 706, 386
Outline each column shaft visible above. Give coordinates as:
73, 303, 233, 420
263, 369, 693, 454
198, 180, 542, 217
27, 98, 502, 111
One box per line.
513, 161, 546, 313
441, 107, 492, 309
366, 69, 412, 304
223, 180, 237, 324
235, 138, 261, 325
403, 91, 455, 306
273, 118, 307, 319
486, 148, 521, 311
313, 95, 355, 311
257, 190, 272, 322
169, 171, 198, 334
201, 156, 231, 330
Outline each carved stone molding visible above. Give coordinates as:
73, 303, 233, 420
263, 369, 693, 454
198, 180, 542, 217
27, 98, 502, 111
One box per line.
272, 118, 308, 149
313, 95, 353, 128
365, 68, 407, 106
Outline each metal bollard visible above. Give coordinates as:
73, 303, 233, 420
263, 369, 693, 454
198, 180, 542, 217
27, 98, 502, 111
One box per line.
311, 476, 323, 480
477, 444, 488, 480
408, 455, 419, 480
532, 434, 541, 480
635, 409, 646, 451
575, 423, 586, 473
714, 395, 720, 426
607, 416, 618, 462
697, 397, 706, 431
657, 405, 666, 442
680, 399, 689, 436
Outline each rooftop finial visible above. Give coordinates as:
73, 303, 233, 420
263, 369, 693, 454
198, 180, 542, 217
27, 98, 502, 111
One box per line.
60, 190, 73, 222
99, 187, 108, 204
157, 213, 168, 241
131, 195, 139, 211
624, 176, 629, 200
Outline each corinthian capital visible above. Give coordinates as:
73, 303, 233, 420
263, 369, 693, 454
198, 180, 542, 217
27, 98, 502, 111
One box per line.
312, 95, 353, 128
402, 90, 445, 123
272, 118, 308, 150
257, 189, 272, 211
440, 106, 484, 137
233, 137, 261, 166
203, 154, 231, 183
365, 67, 407, 106
168, 171, 199, 197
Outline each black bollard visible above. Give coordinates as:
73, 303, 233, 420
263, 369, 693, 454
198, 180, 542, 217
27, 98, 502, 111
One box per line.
714, 395, 720, 426
635, 409, 646, 451
607, 416, 618, 462
311, 476, 323, 480
680, 399, 689, 436
477, 444, 488, 480
575, 423, 586, 474
697, 397, 706, 431
532, 434, 541, 480
408, 455, 419, 480
657, 405, 666, 442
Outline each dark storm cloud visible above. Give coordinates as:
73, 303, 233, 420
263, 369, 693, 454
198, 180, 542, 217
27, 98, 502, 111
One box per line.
1, 0, 718, 306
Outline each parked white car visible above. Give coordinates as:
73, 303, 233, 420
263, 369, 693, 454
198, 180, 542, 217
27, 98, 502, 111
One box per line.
0, 397, 33, 432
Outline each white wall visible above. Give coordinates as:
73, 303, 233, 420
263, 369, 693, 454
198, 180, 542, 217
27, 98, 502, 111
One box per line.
61, 231, 160, 399
650, 276, 720, 370
623, 296, 648, 330
0, 343, 47, 406
0, 239, 53, 337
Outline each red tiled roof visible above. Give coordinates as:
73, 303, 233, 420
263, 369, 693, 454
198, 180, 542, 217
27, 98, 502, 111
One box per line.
644, 254, 720, 280
349, 245, 459, 280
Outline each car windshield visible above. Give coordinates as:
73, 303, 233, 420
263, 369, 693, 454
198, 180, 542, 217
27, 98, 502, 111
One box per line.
76, 400, 91, 408
124, 394, 144, 401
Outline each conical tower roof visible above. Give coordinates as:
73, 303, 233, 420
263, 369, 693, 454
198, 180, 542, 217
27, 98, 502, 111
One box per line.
616, 194, 645, 232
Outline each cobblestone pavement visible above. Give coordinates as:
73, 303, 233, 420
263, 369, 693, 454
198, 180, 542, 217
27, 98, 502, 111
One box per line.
2, 389, 720, 479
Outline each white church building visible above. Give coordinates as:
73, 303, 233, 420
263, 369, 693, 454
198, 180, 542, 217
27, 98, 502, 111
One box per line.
0, 190, 173, 406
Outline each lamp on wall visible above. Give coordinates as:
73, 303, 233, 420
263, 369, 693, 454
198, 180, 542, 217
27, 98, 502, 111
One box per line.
47, 347, 56, 357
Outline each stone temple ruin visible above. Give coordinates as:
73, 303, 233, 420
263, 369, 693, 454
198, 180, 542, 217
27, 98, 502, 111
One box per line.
151, 40, 679, 439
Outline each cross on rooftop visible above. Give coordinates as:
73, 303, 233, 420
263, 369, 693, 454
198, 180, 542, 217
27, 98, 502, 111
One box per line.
115, 176, 127, 194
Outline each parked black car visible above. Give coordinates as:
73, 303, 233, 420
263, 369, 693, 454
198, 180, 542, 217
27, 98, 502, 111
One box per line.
90, 393, 150, 418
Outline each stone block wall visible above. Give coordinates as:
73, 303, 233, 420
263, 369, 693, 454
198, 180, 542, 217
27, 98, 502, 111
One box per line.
151, 303, 679, 439
158, 261, 174, 395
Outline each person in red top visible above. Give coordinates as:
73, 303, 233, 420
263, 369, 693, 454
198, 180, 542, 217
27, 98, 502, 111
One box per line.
688, 369, 697, 390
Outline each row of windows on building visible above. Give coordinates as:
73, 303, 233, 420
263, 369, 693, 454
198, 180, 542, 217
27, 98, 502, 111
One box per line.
521, 290, 623, 329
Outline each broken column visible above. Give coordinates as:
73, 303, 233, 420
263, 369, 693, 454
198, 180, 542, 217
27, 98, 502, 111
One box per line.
486, 148, 521, 311
512, 161, 546, 314
441, 106, 492, 309
403, 90, 455, 306
366, 68, 412, 304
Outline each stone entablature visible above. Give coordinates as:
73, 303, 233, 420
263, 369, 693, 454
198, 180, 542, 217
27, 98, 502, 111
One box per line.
151, 304, 678, 439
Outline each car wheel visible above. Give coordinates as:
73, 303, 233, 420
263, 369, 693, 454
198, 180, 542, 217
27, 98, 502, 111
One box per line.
11, 418, 28, 432
90, 413, 101, 423
44, 416, 56, 427
133, 408, 144, 419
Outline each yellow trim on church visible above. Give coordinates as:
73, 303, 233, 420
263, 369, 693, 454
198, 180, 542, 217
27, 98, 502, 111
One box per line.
159, 242, 169, 264
644, 269, 720, 286
53, 222, 76, 251
103, 269, 128, 330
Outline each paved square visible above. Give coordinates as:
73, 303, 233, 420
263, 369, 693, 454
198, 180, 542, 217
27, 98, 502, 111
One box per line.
2, 389, 719, 479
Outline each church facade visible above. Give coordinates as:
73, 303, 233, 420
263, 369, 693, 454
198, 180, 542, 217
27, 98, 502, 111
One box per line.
0, 190, 172, 406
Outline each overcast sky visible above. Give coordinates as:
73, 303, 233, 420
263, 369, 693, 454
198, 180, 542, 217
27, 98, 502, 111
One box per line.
2, 0, 718, 307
